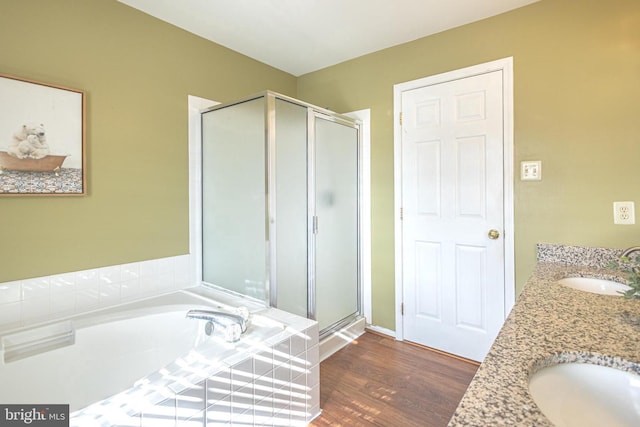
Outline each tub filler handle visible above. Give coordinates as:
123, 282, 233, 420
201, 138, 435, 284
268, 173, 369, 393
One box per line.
186, 309, 249, 342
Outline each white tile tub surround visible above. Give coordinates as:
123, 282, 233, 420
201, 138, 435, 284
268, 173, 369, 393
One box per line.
1, 258, 322, 426
71, 310, 320, 427
0, 254, 194, 332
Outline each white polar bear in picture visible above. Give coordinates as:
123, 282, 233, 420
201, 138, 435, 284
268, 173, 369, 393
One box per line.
7, 122, 50, 159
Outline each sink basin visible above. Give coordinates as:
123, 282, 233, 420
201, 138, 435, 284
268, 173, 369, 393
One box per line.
529, 362, 640, 427
558, 277, 630, 296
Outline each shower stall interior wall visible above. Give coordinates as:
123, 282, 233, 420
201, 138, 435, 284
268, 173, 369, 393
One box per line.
201, 92, 361, 335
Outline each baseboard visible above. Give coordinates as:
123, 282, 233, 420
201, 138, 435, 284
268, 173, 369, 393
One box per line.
365, 324, 396, 339
319, 317, 366, 362
365, 325, 479, 365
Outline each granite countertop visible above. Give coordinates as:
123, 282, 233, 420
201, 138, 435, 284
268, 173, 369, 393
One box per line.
448, 244, 640, 426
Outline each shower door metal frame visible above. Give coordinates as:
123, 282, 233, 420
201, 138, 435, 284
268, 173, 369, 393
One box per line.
307, 108, 363, 336
202, 91, 363, 335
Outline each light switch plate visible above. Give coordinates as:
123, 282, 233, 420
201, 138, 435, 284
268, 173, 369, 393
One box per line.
521, 161, 541, 181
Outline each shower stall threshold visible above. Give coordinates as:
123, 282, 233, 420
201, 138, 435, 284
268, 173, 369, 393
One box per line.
319, 316, 366, 361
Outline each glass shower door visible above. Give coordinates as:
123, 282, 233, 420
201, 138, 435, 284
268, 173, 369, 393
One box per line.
313, 115, 360, 331
199, 91, 361, 331
201, 98, 268, 302
273, 98, 308, 317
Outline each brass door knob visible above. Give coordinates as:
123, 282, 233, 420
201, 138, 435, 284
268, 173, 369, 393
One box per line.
488, 229, 500, 240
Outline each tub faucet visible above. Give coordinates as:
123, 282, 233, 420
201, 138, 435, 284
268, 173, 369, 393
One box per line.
621, 246, 640, 258
186, 309, 248, 342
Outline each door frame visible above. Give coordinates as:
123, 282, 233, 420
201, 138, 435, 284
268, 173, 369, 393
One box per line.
392, 57, 515, 342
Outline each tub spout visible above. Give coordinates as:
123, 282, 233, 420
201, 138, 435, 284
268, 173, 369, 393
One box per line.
186, 309, 248, 342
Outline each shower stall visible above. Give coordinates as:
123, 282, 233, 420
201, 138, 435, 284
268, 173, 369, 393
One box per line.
201, 91, 361, 336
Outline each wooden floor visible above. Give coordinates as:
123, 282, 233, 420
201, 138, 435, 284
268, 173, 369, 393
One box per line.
310, 332, 478, 427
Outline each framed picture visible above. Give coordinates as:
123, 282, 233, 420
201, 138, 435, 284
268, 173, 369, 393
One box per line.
0, 73, 86, 196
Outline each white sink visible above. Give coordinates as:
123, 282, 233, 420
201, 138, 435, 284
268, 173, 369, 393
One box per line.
557, 277, 630, 296
529, 362, 640, 427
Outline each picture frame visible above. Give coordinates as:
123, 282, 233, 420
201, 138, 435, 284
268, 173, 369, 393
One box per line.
0, 73, 86, 196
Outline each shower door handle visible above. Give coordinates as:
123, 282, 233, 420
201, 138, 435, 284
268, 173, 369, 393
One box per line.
313, 216, 319, 235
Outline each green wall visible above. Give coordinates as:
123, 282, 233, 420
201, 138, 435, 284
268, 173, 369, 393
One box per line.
0, 0, 296, 282
297, 0, 640, 330
2, 0, 639, 333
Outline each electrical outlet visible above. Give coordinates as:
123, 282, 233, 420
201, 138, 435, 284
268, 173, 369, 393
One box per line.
613, 201, 635, 225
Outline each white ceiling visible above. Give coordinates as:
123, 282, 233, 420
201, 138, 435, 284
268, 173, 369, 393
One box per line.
118, 0, 539, 76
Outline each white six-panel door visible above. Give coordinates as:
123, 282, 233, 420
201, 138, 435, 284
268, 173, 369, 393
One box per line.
400, 70, 506, 361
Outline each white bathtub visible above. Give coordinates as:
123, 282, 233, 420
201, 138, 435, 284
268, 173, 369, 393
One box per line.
0, 288, 320, 426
